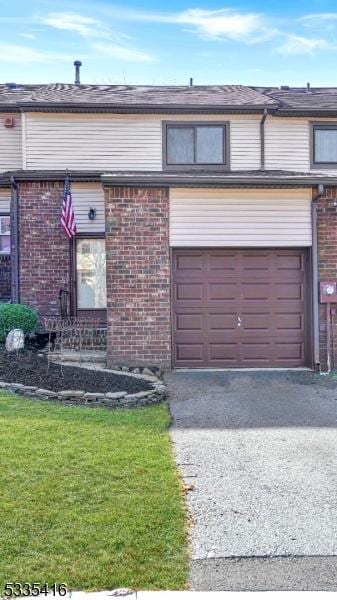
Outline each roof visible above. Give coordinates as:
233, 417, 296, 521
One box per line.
0, 83, 276, 113
2, 169, 336, 187
255, 86, 337, 114
1, 82, 337, 115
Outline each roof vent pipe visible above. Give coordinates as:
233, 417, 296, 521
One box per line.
306, 82, 311, 93
74, 60, 82, 85
189, 77, 193, 87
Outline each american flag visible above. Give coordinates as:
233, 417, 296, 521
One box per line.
61, 175, 76, 239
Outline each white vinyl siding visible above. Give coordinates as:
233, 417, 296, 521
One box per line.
24, 113, 262, 171
71, 183, 105, 232
25, 113, 162, 170
265, 118, 310, 171
0, 188, 11, 212
170, 188, 312, 247
230, 119, 260, 169
0, 114, 22, 172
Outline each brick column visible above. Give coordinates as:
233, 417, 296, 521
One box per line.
317, 187, 337, 370
104, 186, 171, 370
19, 181, 70, 318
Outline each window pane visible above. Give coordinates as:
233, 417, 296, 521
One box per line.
167, 127, 194, 164
0, 216, 10, 235
76, 239, 106, 309
0, 216, 10, 254
0, 235, 10, 254
196, 127, 224, 164
315, 128, 337, 163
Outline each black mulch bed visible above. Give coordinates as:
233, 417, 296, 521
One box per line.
0, 350, 152, 394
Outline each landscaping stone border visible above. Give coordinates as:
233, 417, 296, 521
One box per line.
0, 380, 167, 409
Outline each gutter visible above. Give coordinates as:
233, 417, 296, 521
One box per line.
0, 103, 278, 115
260, 108, 268, 170
10, 176, 19, 304
101, 174, 337, 187
312, 184, 324, 372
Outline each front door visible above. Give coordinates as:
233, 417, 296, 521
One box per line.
0, 214, 11, 302
73, 236, 107, 323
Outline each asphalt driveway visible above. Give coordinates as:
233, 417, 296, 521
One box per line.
165, 371, 337, 590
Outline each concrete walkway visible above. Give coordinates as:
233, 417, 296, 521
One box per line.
166, 371, 337, 590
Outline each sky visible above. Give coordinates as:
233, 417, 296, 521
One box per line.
2, 0, 337, 86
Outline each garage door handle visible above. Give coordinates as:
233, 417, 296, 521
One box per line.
237, 315, 242, 328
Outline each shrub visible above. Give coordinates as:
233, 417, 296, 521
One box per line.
0, 304, 38, 342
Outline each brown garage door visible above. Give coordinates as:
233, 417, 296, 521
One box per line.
172, 249, 308, 368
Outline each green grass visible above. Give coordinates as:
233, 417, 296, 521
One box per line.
0, 393, 188, 591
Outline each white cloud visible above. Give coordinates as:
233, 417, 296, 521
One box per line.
108, 7, 274, 43
38, 11, 155, 63
301, 13, 337, 23
173, 8, 273, 42
92, 42, 155, 62
0, 42, 71, 63
39, 12, 103, 38
277, 35, 335, 55
19, 33, 36, 40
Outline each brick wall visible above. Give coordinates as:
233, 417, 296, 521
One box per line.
105, 186, 171, 369
19, 181, 70, 319
317, 187, 337, 370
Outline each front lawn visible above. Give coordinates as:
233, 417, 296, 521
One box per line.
0, 393, 188, 591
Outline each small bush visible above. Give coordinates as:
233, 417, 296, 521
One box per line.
0, 304, 38, 342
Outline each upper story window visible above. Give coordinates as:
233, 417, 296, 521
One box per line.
312, 124, 337, 167
0, 216, 10, 254
163, 122, 229, 170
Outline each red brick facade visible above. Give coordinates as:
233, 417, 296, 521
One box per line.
14, 181, 337, 371
317, 187, 337, 370
19, 181, 70, 319
104, 186, 171, 369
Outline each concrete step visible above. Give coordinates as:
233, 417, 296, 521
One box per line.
50, 350, 107, 364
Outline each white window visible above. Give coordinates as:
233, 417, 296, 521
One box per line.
164, 122, 229, 170
313, 126, 337, 165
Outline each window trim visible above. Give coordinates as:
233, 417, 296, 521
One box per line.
0, 213, 10, 256
310, 122, 337, 169
162, 121, 230, 171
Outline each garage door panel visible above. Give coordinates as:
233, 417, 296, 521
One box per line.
275, 343, 304, 360
175, 313, 204, 332
173, 249, 308, 368
175, 283, 203, 301
209, 313, 237, 330
209, 344, 238, 361
275, 313, 303, 331
275, 283, 303, 300
209, 253, 237, 271
175, 253, 204, 271
276, 253, 303, 270
176, 343, 204, 362
209, 283, 238, 300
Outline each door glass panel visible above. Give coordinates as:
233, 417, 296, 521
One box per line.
0, 216, 10, 254
76, 239, 106, 309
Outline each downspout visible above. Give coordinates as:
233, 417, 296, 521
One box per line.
10, 176, 19, 304
312, 184, 324, 373
260, 108, 268, 170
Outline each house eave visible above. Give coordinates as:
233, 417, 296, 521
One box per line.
101, 172, 337, 188
0, 103, 278, 115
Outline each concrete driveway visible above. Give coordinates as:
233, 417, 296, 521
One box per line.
165, 371, 337, 590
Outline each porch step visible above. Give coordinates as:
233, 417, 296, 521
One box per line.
50, 350, 107, 364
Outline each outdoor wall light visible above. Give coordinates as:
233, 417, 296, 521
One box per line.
88, 207, 97, 220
